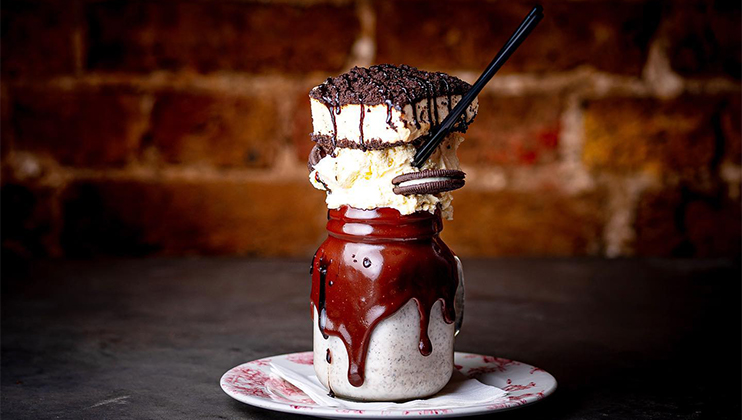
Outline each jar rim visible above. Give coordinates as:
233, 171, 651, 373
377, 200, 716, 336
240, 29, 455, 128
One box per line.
327, 206, 442, 241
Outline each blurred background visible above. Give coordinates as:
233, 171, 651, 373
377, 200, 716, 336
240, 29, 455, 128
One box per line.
1, 0, 740, 262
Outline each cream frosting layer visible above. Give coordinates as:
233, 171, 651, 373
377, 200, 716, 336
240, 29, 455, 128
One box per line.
310, 96, 478, 147
309, 134, 463, 219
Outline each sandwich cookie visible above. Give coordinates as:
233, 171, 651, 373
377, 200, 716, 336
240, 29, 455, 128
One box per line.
308, 144, 327, 171
392, 169, 465, 195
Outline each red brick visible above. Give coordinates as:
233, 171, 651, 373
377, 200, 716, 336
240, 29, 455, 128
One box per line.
375, 1, 661, 75
150, 92, 280, 168
85, 1, 359, 73
583, 96, 720, 174
461, 94, 561, 166
1, 1, 77, 77
634, 187, 741, 257
11, 87, 148, 167
441, 189, 606, 256
664, 1, 741, 79
61, 179, 328, 256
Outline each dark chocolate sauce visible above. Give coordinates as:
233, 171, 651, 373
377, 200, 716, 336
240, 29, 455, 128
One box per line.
401, 86, 420, 129
317, 256, 330, 339
359, 103, 366, 151
421, 79, 434, 128
384, 99, 394, 130
311, 206, 457, 387
324, 103, 338, 153
408, 75, 432, 129
441, 77, 452, 114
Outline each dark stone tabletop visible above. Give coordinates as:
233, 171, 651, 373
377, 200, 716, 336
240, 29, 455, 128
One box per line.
2, 258, 740, 419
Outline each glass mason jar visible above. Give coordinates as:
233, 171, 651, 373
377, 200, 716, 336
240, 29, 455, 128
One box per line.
310, 205, 464, 401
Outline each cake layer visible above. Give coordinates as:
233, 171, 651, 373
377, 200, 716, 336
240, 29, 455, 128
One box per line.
309, 64, 477, 149
310, 96, 478, 149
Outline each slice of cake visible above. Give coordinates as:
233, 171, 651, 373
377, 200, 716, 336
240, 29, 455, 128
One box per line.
309, 64, 478, 151
307, 64, 478, 219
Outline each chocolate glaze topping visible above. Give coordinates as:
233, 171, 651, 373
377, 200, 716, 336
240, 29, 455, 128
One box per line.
309, 64, 471, 109
311, 206, 458, 387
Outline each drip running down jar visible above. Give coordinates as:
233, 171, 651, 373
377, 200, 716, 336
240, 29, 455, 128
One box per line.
310, 206, 464, 401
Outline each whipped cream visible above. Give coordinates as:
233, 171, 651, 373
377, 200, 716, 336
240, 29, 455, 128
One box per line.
309, 134, 463, 219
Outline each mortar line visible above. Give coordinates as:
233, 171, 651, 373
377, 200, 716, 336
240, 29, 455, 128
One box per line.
6, 69, 738, 98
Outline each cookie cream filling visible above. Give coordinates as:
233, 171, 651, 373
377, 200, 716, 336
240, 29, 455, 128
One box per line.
309, 134, 463, 219
310, 96, 478, 147
396, 177, 451, 188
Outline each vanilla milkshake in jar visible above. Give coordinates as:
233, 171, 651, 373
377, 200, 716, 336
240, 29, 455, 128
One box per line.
307, 65, 477, 401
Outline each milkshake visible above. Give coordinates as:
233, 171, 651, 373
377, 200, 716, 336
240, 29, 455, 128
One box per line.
307, 64, 477, 401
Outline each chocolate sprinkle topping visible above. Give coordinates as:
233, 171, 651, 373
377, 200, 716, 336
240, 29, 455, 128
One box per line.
309, 64, 472, 109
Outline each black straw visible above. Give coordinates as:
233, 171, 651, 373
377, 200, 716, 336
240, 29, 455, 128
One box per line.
412, 5, 544, 168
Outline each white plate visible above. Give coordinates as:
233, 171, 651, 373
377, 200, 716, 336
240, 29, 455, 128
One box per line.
220, 351, 556, 418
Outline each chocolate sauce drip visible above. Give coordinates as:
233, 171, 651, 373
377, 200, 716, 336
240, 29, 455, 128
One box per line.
401, 86, 420, 129
311, 207, 457, 387
384, 99, 394, 130
431, 79, 440, 128
407, 75, 430, 129
423, 79, 434, 128
359, 103, 366, 151
416, 298, 434, 356
441, 77, 452, 114
324, 103, 338, 154
317, 256, 330, 339
326, 348, 332, 364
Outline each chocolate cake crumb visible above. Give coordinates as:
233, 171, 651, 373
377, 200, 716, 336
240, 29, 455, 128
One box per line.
309, 64, 471, 109
310, 133, 429, 152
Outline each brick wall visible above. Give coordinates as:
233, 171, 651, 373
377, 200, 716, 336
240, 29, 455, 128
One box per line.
2, 0, 740, 259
